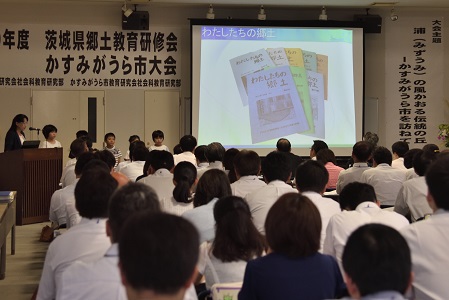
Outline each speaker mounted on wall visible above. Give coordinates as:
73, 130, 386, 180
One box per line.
354, 14, 382, 34
122, 11, 149, 30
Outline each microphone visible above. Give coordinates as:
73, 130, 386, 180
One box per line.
29, 127, 41, 131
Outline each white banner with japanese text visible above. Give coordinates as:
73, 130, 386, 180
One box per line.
0, 24, 181, 89
385, 18, 444, 148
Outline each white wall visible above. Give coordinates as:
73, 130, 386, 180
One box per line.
0, 3, 448, 154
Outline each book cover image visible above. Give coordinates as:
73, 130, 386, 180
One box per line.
306, 70, 325, 139
284, 48, 305, 67
246, 66, 310, 144
290, 66, 315, 135
317, 54, 329, 100
229, 49, 276, 106
267, 47, 290, 66
302, 50, 318, 72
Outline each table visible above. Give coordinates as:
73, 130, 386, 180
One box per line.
0, 194, 16, 280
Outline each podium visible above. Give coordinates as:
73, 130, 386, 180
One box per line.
0, 148, 62, 225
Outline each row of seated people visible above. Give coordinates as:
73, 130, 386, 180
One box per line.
38, 152, 449, 299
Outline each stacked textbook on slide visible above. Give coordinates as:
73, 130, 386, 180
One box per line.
230, 47, 327, 144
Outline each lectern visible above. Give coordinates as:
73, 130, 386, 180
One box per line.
0, 148, 62, 225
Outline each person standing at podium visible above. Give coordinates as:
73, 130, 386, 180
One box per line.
4, 114, 28, 151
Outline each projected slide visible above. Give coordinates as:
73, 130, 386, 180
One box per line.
192, 24, 363, 155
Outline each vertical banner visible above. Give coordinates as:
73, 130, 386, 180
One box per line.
385, 18, 444, 148
0, 24, 181, 89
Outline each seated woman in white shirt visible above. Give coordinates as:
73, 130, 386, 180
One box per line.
160, 161, 196, 216
197, 196, 266, 289
39, 124, 62, 148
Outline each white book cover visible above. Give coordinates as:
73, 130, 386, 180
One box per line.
230, 49, 276, 106
246, 66, 310, 144
267, 48, 290, 66
305, 70, 325, 139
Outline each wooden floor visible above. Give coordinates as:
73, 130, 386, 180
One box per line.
0, 222, 50, 300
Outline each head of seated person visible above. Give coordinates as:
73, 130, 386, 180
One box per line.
179, 135, 197, 153
206, 142, 225, 163
295, 160, 328, 194
342, 224, 412, 299
339, 182, 378, 211
372, 146, 393, 166
391, 141, 409, 159
193, 169, 231, 208
261, 151, 290, 183
148, 150, 174, 174
276, 138, 292, 153
119, 212, 199, 300
233, 150, 261, 179
352, 141, 373, 163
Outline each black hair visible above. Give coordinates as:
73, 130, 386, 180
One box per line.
173, 144, 183, 155
392, 141, 409, 157
352, 141, 373, 162
194, 169, 231, 207
9, 114, 28, 132
425, 154, 449, 210
234, 150, 261, 177
206, 142, 225, 162
76, 130, 88, 139
42, 124, 57, 139
179, 135, 197, 152
372, 146, 393, 166
413, 150, 437, 176
223, 148, 240, 184
108, 182, 160, 243
194, 145, 208, 163
132, 144, 149, 162
316, 148, 337, 165
311, 140, 328, 154
339, 182, 377, 210
74, 167, 118, 219
149, 150, 174, 171
342, 224, 411, 296
295, 160, 328, 193
172, 161, 197, 204
276, 138, 291, 152
119, 212, 199, 294
104, 132, 116, 141
70, 138, 87, 158
94, 150, 116, 170
262, 151, 291, 183
212, 196, 266, 262
403, 148, 421, 169
422, 143, 439, 154
128, 135, 140, 143
74, 152, 97, 176
152, 130, 164, 141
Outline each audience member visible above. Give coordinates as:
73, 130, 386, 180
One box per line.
119, 143, 149, 182
336, 141, 372, 194
60, 138, 88, 187
40, 124, 62, 148
197, 142, 226, 179
94, 150, 130, 187
316, 148, 344, 190
245, 151, 296, 234
323, 182, 408, 271
231, 150, 266, 198
141, 150, 175, 202
276, 138, 303, 180
150, 130, 170, 152
400, 154, 449, 300
391, 141, 409, 170
174, 135, 197, 166
183, 169, 231, 243
123, 134, 140, 161
59, 183, 162, 300
103, 132, 122, 169
197, 196, 265, 289
295, 160, 340, 250
161, 161, 196, 216
173, 143, 183, 155
223, 148, 240, 183
119, 212, 199, 300
403, 148, 421, 180
395, 150, 436, 222
37, 167, 118, 300
194, 145, 209, 170
360, 146, 406, 207
342, 224, 412, 300
310, 139, 328, 160
239, 193, 345, 300
362, 132, 379, 148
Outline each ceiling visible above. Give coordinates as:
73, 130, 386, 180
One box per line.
2, 0, 449, 8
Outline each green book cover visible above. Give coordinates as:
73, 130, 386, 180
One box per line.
290, 66, 315, 134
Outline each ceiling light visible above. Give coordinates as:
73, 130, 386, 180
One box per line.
319, 6, 328, 21
122, 2, 133, 18
390, 7, 398, 21
258, 5, 266, 21
206, 4, 215, 19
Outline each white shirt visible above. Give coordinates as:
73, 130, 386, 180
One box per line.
141, 168, 175, 202
301, 191, 341, 252
401, 210, 449, 300
323, 201, 409, 271
60, 243, 198, 300
405, 168, 419, 180
49, 179, 78, 227
360, 163, 407, 206
60, 164, 76, 188
394, 176, 432, 222
66, 196, 81, 229
65, 158, 77, 168
182, 198, 218, 244
197, 161, 225, 179
37, 218, 111, 300
150, 144, 170, 151
231, 175, 267, 198
40, 140, 62, 148
245, 180, 296, 234
174, 151, 198, 166
197, 242, 247, 289
119, 160, 145, 182
336, 162, 370, 194
392, 157, 407, 170
161, 196, 194, 216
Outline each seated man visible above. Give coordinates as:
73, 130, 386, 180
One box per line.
194, 145, 209, 170
173, 135, 198, 166
245, 151, 296, 234
119, 212, 199, 300
231, 150, 266, 198
37, 166, 118, 300
295, 160, 340, 251
309, 140, 328, 160
323, 182, 408, 271
276, 138, 302, 180
343, 224, 413, 300
197, 142, 226, 179
391, 141, 409, 170
336, 141, 372, 194
60, 138, 88, 188
140, 150, 175, 202
119, 143, 149, 182
360, 146, 406, 207
401, 154, 449, 299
